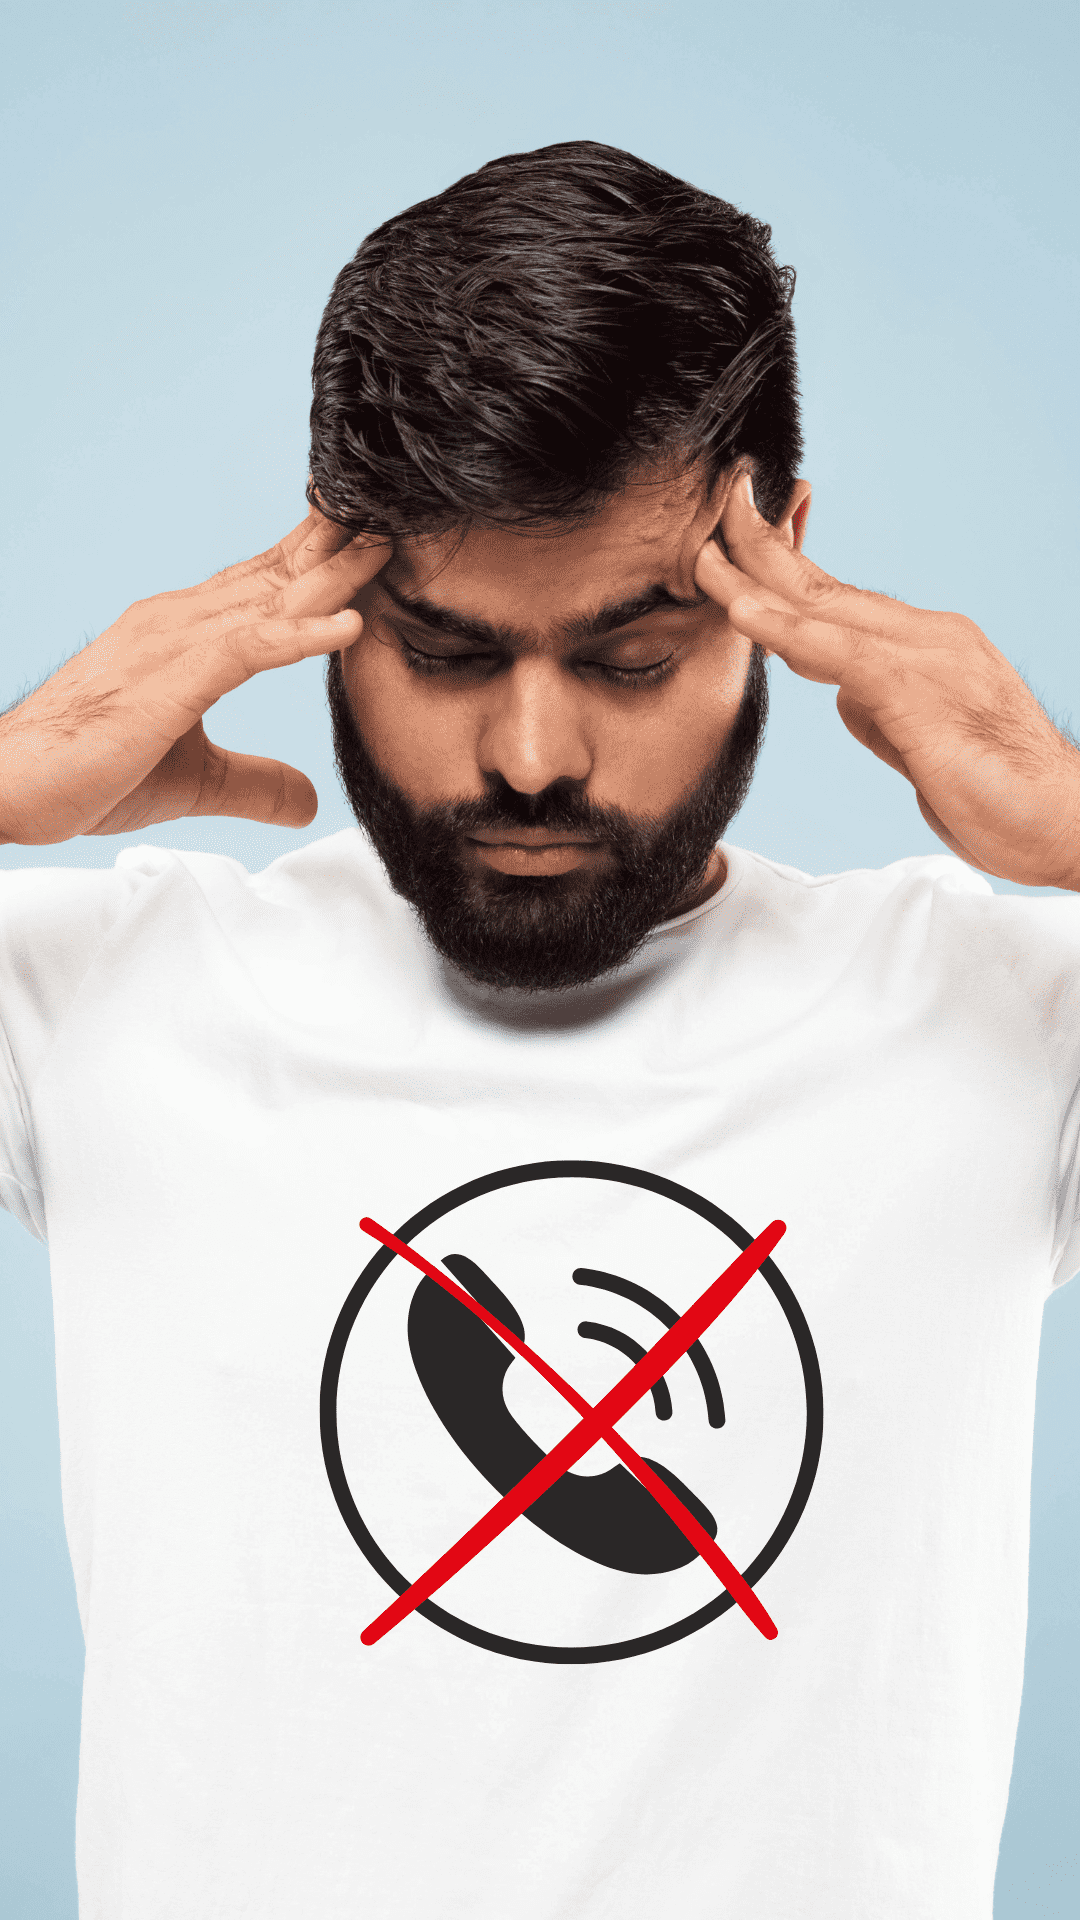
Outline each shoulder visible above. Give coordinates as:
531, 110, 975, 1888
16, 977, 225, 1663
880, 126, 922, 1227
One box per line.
0, 828, 391, 926
725, 841, 1080, 1034
0, 828, 403, 1003
731, 843, 1080, 949
161, 829, 406, 954
732, 844, 994, 913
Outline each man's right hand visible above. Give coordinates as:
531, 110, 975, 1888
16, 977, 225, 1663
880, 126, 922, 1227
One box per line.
0, 510, 390, 845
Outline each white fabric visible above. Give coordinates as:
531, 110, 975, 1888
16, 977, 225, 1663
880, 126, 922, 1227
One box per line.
1, 829, 1078, 1920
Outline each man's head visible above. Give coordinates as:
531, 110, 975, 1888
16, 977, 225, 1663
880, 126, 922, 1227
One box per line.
310, 142, 807, 991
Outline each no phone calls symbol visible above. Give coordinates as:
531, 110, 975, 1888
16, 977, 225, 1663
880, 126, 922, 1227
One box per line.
321, 1160, 822, 1663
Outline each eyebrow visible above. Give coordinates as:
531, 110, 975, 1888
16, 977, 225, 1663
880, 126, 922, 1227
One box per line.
377, 575, 711, 650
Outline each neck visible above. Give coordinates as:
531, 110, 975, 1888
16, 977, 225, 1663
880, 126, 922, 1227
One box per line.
669, 847, 727, 919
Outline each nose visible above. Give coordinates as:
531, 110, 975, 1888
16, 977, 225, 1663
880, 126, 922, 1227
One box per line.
476, 659, 593, 796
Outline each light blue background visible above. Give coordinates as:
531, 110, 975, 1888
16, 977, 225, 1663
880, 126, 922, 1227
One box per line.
1, 2, 1077, 1912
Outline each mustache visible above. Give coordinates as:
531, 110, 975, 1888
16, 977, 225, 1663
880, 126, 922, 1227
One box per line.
423, 779, 633, 838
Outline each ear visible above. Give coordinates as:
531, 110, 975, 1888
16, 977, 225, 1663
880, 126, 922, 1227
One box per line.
777, 479, 812, 551
776, 480, 810, 556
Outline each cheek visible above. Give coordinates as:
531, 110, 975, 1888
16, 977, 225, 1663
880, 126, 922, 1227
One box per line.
341, 636, 479, 805
598, 638, 755, 810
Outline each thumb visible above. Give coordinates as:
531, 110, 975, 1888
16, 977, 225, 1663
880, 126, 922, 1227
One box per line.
914, 792, 995, 873
835, 691, 914, 783
191, 742, 318, 826
87, 738, 320, 833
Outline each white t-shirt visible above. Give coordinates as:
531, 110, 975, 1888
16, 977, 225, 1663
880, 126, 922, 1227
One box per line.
1, 829, 1077, 1920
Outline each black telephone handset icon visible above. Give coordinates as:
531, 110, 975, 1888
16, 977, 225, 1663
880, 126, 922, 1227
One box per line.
407, 1254, 718, 1575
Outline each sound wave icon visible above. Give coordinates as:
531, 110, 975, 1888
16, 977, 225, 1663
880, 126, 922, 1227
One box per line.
573, 1268, 726, 1428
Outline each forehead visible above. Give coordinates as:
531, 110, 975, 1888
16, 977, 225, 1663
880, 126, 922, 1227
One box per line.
385, 464, 719, 625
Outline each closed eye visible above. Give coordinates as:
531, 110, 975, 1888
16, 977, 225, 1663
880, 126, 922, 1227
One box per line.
398, 637, 677, 688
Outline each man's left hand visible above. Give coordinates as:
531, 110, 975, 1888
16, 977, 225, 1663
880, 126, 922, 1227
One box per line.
695, 473, 1080, 890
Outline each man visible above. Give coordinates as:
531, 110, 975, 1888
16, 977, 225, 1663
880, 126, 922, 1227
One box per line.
1, 140, 1076, 1919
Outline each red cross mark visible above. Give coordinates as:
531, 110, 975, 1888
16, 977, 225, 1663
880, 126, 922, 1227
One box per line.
357, 1216, 786, 1645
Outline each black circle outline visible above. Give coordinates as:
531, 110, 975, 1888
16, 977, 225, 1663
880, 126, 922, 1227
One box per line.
321, 1160, 823, 1664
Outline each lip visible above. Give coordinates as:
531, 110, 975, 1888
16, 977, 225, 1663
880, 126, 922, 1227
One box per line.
466, 830, 599, 848
465, 833, 607, 876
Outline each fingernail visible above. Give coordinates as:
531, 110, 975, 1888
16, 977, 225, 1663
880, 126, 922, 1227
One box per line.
743, 472, 756, 509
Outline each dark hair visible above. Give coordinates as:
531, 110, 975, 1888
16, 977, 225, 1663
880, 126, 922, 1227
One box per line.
308, 140, 802, 538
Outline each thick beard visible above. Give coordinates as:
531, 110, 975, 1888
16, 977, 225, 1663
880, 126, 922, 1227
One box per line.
327, 649, 768, 993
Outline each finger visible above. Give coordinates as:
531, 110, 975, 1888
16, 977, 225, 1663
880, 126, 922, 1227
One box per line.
227, 606, 364, 675
914, 791, 994, 872
277, 504, 359, 568
199, 536, 389, 625
189, 508, 348, 596
707, 595, 859, 687
179, 609, 364, 712
274, 505, 390, 583
88, 750, 319, 834
194, 511, 388, 606
835, 691, 915, 782
190, 743, 318, 826
83, 717, 318, 833
720, 473, 924, 637
694, 538, 797, 627
115, 609, 363, 749
277, 534, 391, 619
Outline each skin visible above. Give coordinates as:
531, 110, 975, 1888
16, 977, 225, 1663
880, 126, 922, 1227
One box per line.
0, 518, 383, 844
338, 462, 803, 907
700, 472, 1080, 890
0, 463, 1077, 894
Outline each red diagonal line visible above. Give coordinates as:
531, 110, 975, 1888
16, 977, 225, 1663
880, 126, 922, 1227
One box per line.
359, 1218, 777, 1639
360, 1219, 785, 1646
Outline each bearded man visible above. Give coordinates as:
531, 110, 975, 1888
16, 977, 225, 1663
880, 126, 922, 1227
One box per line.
1, 141, 1077, 1920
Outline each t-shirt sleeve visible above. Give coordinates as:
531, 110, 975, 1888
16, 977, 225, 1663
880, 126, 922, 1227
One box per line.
1001, 892, 1080, 1288
1047, 951, 1080, 1291
0, 860, 143, 1241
